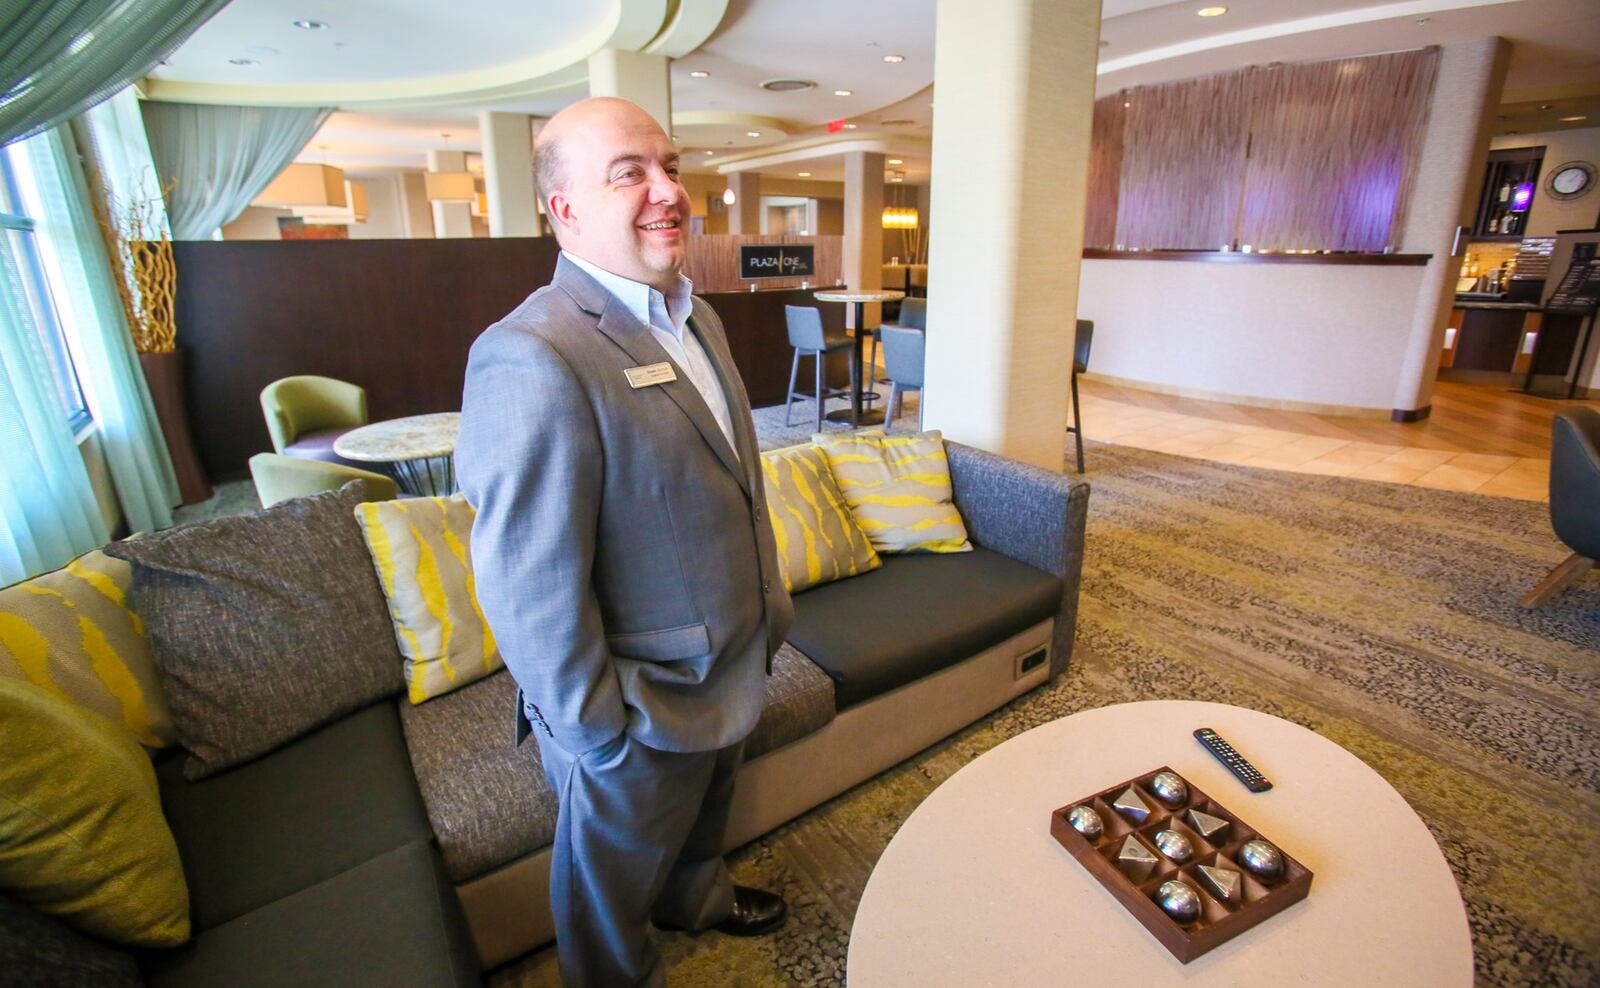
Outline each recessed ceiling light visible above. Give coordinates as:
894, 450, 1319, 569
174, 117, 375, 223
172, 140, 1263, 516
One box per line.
747, 131, 762, 138
292, 19, 329, 30
834, 89, 853, 96
1540, 103, 1554, 110
798, 172, 811, 177
228, 57, 258, 66
704, 150, 715, 155
1561, 115, 1588, 122
689, 70, 710, 78
888, 158, 903, 165
844, 123, 858, 129
1197, 6, 1227, 15
883, 54, 905, 63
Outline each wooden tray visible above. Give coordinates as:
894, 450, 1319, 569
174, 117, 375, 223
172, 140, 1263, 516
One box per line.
1050, 766, 1312, 963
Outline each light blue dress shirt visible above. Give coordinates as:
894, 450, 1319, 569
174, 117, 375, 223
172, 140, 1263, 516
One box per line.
563, 252, 739, 459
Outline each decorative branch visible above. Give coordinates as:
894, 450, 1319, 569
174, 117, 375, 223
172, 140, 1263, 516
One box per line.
91, 174, 178, 354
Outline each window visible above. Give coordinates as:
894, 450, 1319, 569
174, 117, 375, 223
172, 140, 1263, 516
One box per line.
0, 142, 91, 433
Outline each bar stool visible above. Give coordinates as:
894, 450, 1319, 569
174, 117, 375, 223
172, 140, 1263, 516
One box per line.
785, 305, 855, 431
1069, 319, 1094, 473
880, 326, 925, 432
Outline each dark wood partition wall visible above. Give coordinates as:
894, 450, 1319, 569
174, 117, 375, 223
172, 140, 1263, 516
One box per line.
174, 238, 560, 480
173, 239, 848, 480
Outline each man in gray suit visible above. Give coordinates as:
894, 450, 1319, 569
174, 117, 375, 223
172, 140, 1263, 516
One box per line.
455, 97, 794, 986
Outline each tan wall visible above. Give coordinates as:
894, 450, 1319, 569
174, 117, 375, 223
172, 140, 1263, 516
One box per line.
815, 197, 843, 235
1490, 126, 1600, 236
221, 206, 288, 240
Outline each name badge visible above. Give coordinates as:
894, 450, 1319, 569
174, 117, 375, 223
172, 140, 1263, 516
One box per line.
624, 362, 677, 389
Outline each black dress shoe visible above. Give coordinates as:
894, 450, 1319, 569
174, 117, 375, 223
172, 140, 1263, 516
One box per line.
658, 886, 787, 937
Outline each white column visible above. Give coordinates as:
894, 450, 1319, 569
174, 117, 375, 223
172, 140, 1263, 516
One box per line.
398, 172, 434, 238
923, 0, 1100, 471
427, 149, 473, 239
588, 49, 673, 133
843, 152, 884, 330
1391, 38, 1512, 416
727, 171, 761, 234
478, 111, 540, 237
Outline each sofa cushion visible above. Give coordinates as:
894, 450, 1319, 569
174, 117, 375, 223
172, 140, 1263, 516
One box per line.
0, 548, 175, 748
105, 482, 405, 779
759, 444, 880, 593
745, 642, 835, 760
282, 426, 364, 468
355, 494, 504, 704
0, 677, 189, 947
400, 651, 834, 883
0, 892, 141, 987
811, 430, 972, 554
788, 547, 1061, 709
141, 841, 479, 988
157, 700, 432, 931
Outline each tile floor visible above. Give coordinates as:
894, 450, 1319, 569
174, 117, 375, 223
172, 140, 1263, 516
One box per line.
1078, 391, 1550, 502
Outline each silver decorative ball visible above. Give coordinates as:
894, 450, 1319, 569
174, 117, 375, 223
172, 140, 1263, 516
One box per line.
1156, 880, 1202, 925
1067, 805, 1104, 840
1239, 839, 1284, 880
1153, 828, 1194, 862
1149, 771, 1188, 806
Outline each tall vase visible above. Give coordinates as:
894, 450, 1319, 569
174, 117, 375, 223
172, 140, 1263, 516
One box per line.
138, 349, 213, 505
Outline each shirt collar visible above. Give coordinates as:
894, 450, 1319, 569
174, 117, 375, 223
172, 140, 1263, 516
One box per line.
562, 251, 694, 338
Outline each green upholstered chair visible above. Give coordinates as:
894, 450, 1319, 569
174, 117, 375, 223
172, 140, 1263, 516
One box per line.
248, 453, 398, 509
259, 376, 368, 465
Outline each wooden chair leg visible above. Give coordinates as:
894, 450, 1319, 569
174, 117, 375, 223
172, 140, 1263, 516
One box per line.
1520, 552, 1595, 608
785, 348, 801, 426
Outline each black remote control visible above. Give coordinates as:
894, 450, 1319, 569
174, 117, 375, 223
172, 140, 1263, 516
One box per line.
1194, 727, 1273, 792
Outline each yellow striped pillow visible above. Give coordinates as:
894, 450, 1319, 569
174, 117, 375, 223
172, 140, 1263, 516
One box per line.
760, 443, 880, 593
355, 495, 502, 704
0, 550, 175, 748
810, 429, 973, 554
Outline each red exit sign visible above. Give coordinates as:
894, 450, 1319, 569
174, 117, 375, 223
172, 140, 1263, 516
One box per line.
826, 118, 848, 133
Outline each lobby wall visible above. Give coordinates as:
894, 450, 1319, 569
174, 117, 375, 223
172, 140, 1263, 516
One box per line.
1489, 125, 1600, 237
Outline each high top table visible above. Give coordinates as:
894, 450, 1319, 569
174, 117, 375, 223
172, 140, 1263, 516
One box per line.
333, 412, 460, 496
848, 701, 1473, 986
813, 289, 906, 427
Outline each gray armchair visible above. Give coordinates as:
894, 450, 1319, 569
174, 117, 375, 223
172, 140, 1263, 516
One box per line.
1520, 407, 1600, 607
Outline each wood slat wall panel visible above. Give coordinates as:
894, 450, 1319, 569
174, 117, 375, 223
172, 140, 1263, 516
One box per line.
685, 234, 843, 293
1084, 96, 1124, 249
1238, 49, 1440, 251
1114, 71, 1252, 250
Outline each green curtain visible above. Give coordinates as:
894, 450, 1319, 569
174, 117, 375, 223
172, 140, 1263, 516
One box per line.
0, 0, 232, 148
0, 217, 108, 585
141, 101, 332, 240
20, 123, 179, 534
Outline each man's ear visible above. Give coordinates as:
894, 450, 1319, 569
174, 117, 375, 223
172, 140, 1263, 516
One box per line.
546, 192, 577, 237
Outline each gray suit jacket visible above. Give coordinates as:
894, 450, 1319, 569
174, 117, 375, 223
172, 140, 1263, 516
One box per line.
456, 256, 794, 756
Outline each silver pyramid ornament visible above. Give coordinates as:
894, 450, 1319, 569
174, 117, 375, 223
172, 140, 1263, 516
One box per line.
1186, 808, 1231, 843
1153, 829, 1194, 862
1239, 839, 1284, 880
1198, 864, 1242, 903
1156, 879, 1202, 925
1111, 786, 1152, 824
1149, 771, 1188, 806
1067, 805, 1104, 840
1116, 835, 1159, 881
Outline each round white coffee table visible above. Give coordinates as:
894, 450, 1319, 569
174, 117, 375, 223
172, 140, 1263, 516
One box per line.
849, 701, 1472, 985
333, 412, 460, 496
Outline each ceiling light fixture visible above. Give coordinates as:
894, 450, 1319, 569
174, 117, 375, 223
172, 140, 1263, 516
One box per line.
228, 57, 258, 66
761, 79, 816, 92
689, 70, 710, 78
747, 131, 762, 138
1561, 115, 1588, 122
253, 163, 347, 208
844, 123, 858, 129
704, 150, 715, 155
883, 54, 905, 63
722, 188, 736, 206
798, 172, 811, 177
292, 19, 329, 30
882, 206, 917, 229
293, 180, 367, 224
888, 158, 903, 165
834, 89, 853, 96
1198, 6, 1227, 16
424, 133, 476, 202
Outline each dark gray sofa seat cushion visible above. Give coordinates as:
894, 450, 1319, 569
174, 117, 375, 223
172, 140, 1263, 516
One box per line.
400, 649, 834, 883
0, 893, 140, 987
788, 547, 1062, 710
140, 841, 479, 988
157, 700, 432, 931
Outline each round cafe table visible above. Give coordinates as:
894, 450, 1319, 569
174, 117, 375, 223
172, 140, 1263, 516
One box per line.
848, 700, 1472, 986
332, 412, 460, 496
813, 289, 906, 427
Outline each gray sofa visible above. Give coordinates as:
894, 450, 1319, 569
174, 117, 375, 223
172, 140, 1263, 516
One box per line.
12, 441, 1087, 984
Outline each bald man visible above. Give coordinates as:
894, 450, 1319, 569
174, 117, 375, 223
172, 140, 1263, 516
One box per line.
455, 98, 793, 986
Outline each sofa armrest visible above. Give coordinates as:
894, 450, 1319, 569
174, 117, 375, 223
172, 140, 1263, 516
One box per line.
946, 441, 1090, 678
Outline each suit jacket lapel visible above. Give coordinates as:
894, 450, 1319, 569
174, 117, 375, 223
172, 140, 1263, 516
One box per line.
558, 258, 750, 497
688, 299, 762, 496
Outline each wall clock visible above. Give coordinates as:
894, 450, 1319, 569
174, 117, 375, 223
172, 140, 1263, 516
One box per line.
1546, 161, 1595, 201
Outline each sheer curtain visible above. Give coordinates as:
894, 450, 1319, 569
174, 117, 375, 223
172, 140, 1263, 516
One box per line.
21, 123, 180, 534
141, 102, 333, 239
0, 0, 232, 147
0, 218, 108, 585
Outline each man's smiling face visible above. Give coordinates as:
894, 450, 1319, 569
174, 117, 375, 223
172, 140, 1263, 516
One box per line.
539, 98, 691, 292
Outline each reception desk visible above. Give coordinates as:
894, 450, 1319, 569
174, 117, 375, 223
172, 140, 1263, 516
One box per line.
1077, 250, 1433, 416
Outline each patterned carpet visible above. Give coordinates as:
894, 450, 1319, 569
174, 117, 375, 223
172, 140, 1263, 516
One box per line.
491, 434, 1599, 988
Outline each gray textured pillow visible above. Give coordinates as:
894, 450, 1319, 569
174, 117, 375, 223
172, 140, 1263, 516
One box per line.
105, 482, 403, 779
